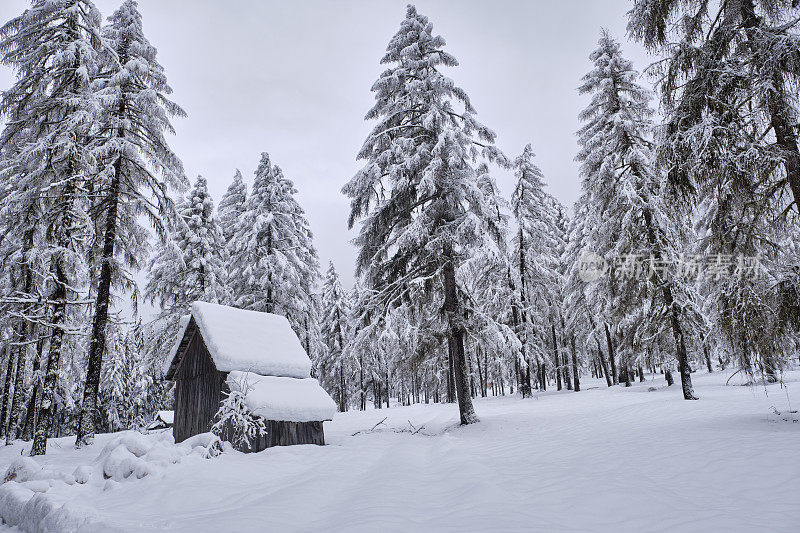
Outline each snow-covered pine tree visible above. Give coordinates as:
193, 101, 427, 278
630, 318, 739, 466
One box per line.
146, 176, 230, 367
319, 262, 352, 412
98, 322, 127, 432
75, 0, 186, 447
218, 169, 247, 243
563, 197, 593, 381
689, 109, 789, 382
460, 247, 520, 399
346, 280, 368, 410
510, 144, 558, 394
576, 31, 700, 399
342, 5, 505, 425
0, 0, 107, 455
629, 0, 800, 381
229, 153, 319, 341
628, 0, 800, 214
0, 226, 46, 442
277, 166, 321, 350
549, 199, 575, 391
468, 164, 520, 399
346, 278, 394, 409
129, 318, 170, 422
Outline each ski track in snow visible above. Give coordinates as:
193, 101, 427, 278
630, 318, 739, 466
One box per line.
1, 370, 799, 532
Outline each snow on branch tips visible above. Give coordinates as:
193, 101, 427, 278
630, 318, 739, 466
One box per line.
212, 375, 267, 450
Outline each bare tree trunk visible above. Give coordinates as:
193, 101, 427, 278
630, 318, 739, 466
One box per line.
570, 334, 580, 392
556, 315, 572, 391
76, 154, 122, 447
1, 342, 15, 438
6, 340, 25, 444
359, 353, 365, 410
446, 342, 455, 403
596, 339, 612, 387
552, 323, 562, 391
672, 312, 696, 397
637, 365, 645, 382
703, 345, 713, 373
443, 256, 477, 425
482, 352, 489, 397
604, 323, 618, 384
385, 369, 390, 408
538, 361, 546, 391
476, 346, 486, 397
339, 363, 347, 412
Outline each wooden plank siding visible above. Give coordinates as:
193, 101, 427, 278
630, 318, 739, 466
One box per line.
266, 420, 325, 448
219, 419, 325, 453
173, 328, 227, 443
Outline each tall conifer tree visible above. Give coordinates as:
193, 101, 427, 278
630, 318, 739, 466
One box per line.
343, 6, 505, 424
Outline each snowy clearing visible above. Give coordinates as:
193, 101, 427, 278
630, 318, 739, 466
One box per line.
2, 370, 798, 533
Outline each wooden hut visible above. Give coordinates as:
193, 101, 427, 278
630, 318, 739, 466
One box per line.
146, 410, 174, 431
165, 302, 336, 452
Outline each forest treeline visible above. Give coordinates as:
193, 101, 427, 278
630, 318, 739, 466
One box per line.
1, 1, 799, 454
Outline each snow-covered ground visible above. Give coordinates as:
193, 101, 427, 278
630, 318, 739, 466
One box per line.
2, 370, 798, 532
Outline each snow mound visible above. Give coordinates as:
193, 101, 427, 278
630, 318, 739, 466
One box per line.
3, 457, 73, 487
169, 302, 313, 378
228, 370, 337, 422
92, 431, 220, 482
3, 457, 43, 484
0, 482, 121, 533
0, 432, 224, 532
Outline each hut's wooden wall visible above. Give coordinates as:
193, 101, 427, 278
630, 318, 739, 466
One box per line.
266, 420, 325, 448
173, 331, 227, 443
220, 419, 325, 453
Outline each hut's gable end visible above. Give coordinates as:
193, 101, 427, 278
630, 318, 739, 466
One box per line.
173, 331, 227, 443
164, 316, 194, 381
175, 331, 215, 380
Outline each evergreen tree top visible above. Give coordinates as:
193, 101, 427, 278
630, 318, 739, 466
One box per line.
577, 30, 652, 129
380, 5, 458, 71
219, 169, 247, 212
344, 5, 506, 300
511, 144, 547, 216
218, 169, 248, 238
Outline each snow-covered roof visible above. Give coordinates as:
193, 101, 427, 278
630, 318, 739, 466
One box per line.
156, 411, 174, 425
165, 314, 192, 374
228, 371, 336, 422
166, 302, 312, 380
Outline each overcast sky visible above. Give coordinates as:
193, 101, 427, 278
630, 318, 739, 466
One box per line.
0, 0, 653, 290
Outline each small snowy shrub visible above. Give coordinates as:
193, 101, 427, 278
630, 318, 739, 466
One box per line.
3, 458, 43, 484
212, 378, 266, 450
